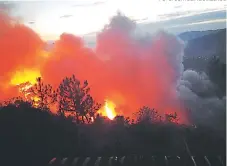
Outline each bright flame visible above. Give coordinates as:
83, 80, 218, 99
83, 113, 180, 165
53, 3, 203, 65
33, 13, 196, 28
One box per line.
16, 82, 40, 107
98, 100, 117, 120
104, 100, 116, 120
10, 69, 41, 102
16, 82, 36, 102
18, 82, 33, 98
32, 96, 40, 107
10, 69, 41, 85
19, 83, 33, 92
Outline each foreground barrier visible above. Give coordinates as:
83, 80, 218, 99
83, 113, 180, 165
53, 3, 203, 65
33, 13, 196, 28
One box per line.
48, 155, 225, 166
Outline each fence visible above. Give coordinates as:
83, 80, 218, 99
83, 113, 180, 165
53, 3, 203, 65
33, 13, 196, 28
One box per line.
48, 155, 225, 166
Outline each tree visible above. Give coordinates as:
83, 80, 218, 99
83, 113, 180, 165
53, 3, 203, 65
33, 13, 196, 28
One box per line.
0, 96, 25, 107
93, 113, 105, 125
0, 100, 79, 166
57, 75, 101, 124
165, 112, 179, 124
112, 115, 130, 126
135, 106, 162, 124
28, 77, 57, 110
17, 82, 33, 100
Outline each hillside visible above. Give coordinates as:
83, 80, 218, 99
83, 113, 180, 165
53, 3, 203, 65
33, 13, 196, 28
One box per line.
183, 29, 226, 72
184, 29, 226, 58
178, 29, 224, 41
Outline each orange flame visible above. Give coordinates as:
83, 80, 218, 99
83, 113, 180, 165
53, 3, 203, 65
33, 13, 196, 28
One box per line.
10, 69, 41, 103
10, 69, 41, 86
98, 100, 116, 120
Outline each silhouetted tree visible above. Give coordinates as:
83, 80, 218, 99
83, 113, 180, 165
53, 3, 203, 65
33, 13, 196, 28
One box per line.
57, 75, 101, 124
165, 112, 179, 124
113, 115, 130, 126
0, 96, 25, 107
92, 113, 111, 125
0, 100, 79, 166
135, 106, 162, 124
0, 100, 225, 163
27, 77, 57, 110
17, 82, 33, 99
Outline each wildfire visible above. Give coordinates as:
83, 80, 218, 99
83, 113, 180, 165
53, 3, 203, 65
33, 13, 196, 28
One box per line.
18, 82, 33, 98
10, 69, 41, 85
10, 69, 41, 102
10, 69, 117, 120
102, 100, 117, 120
9, 68, 117, 121
16, 82, 40, 105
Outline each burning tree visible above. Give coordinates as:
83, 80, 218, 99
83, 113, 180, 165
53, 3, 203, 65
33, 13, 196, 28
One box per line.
165, 112, 180, 124
28, 77, 57, 110
135, 106, 162, 124
57, 75, 101, 124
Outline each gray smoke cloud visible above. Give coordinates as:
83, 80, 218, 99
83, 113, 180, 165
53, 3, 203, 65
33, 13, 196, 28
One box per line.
178, 70, 226, 130
99, 13, 226, 128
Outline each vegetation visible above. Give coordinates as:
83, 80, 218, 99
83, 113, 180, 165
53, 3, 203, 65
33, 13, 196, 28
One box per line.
57, 75, 101, 123
28, 77, 57, 110
0, 100, 225, 166
0, 57, 225, 166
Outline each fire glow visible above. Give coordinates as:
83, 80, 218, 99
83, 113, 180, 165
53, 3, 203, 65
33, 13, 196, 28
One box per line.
104, 100, 116, 120
0, 12, 187, 122
10, 69, 41, 86
102, 100, 117, 120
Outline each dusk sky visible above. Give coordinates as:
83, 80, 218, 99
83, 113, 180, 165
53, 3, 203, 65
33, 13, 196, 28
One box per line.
3, 0, 226, 40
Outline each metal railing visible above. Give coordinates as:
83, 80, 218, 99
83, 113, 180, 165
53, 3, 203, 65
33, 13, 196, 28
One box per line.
48, 155, 225, 166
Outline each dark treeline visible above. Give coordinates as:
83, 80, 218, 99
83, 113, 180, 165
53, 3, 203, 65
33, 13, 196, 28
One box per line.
0, 55, 225, 166
0, 101, 225, 166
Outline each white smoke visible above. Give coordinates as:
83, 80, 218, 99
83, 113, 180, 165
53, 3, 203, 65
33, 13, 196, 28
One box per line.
103, 13, 226, 127
178, 70, 226, 128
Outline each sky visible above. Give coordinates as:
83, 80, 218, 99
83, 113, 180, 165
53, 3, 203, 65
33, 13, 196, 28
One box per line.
2, 0, 226, 41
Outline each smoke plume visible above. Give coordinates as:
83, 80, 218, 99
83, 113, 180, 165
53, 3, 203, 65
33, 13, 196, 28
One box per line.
0, 11, 43, 99
0, 12, 225, 125
178, 70, 226, 129
40, 13, 187, 121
